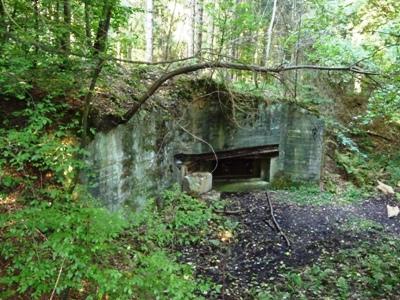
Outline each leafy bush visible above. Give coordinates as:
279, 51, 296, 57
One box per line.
335, 151, 377, 188
130, 185, 214, 249
0, 187, 214, 299
0, 99, 84, 191
0, 201, 128, 299
383, 153, 400, 186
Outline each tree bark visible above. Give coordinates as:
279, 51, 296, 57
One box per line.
194, 0, 203, 57
293, 13, 302, 101
84, 0, 92, 48
0, 0, 5, 38
0, 0, 7, 54
145, 0, 153, 62
206, 2, 214, 56
82, 0, 114, 146
264, 0, 277, 65
164, 0, 177, 60
61, 0, 71, 54
188, 0, 195, 57
33, 0, 40, 67
93, 1, 112, 54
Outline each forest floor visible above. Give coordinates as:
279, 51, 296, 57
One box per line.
179, 191, 400, 299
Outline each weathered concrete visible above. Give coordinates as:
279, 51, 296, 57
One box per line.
85, 92, 324, 210
182, 172, 213, 195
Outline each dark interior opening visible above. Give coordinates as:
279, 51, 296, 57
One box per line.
213, 158, 261, 179
175, 145, 279, 183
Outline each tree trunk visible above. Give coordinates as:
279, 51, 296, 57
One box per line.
0, 1, 5, 36
188, 0, 195, 56
264, 0, 277, 65
84, 0, 92, 48
82, 0, 114, 146
194, 0, 203, 57
164, 0, 177, 60
293, 12, 302, 101
61, 0, 71, 54
33, 0, 40, 67
145, 0, 153, 62
93, 1, 113, 54
0, 0, 7, 53
206, 3, 214, 57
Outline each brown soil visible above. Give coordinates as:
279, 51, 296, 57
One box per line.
179, 191, 400, 299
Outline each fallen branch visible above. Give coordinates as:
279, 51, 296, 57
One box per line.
266, 191, 291, 247
122, 62, 379, 122
49, 258, 66, 300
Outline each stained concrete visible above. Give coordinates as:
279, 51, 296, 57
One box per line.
85, 92, 324, 210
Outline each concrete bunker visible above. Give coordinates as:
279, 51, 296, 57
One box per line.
86, 83, 325, 210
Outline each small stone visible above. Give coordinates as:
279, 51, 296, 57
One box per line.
387, 205, 399, 218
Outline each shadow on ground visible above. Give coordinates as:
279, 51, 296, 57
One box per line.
178, 191, 400, 299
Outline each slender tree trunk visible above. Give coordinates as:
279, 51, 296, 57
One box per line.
54, 1, 60, 47
84, 0, 92, 48
194, 0, 203, 57
32, 0, 40, 67
61, 0, 71, 54
145, 0, 153, 62
164, 0, 177, 60
0, 1, 5, 36
293, 12, 302, 101
0, 0, 6, 54
264, 0, 277, 65
82, 0, 114, 147
188, 0, 195, 56
206, 3, 214, 57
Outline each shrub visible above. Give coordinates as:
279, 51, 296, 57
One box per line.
0, 187, 214, 299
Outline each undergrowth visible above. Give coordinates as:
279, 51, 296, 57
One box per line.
0, 188, 216, 299
255, 235, 400, 299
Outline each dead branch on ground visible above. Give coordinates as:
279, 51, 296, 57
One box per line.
266, 191, 291, 247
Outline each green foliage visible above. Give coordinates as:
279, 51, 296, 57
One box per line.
385, 153, 400, 185
131, 185, 214, 249
335, 150, 400, 189
130, 251, 210, 300
366, 84, 400, 124
0, 201, 128, 299
255, 236, 400, 299
0, 99, 83, 190
335, 151, 376, 188
0, 187, 215, 299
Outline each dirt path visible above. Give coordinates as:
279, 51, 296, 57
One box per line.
179, 191, 400, 299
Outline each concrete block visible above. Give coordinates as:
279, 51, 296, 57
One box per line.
182, 172, 212, 195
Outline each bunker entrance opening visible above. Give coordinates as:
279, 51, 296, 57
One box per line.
175, 145, 279, 186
